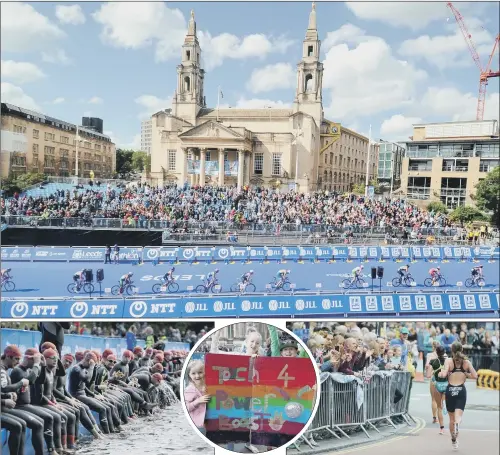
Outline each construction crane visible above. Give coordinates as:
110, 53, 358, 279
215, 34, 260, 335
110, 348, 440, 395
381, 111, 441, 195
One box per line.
447, 2, 500, 121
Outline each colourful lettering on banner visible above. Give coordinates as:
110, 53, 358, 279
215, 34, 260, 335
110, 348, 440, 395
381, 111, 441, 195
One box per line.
204, 353, 316, 436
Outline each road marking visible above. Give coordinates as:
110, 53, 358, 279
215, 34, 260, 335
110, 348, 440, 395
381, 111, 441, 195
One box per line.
331, 417, 426, 454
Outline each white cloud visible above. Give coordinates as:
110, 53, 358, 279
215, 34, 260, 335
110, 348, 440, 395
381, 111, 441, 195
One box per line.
398, 18, 495, 69
322, 24, 428, 122
1, 2, 65, 52
380, 114, 423, 141
1, 60, 46, 84
198, 32, 294, 70
225, 97, 291, 109
52, 97, 65, 105
345, 2, 449, 30
246, 63, 296, 93
88, 96, 103, 105
92, 2, 294, 70
135, 94, 172, 119
55, 5, 86, 25
420, 86, 500, 122
41, 49, 72, 65
1, 82, 40, 110
105, 130, 141, 149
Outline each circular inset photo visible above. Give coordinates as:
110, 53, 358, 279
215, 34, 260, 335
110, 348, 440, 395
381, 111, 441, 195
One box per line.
181, 322, 320, 453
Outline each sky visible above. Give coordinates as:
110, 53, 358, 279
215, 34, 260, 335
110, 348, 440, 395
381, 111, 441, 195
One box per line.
1, 0, 499, 149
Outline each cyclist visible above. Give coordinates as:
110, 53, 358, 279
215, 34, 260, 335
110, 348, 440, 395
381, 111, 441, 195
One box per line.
429, 266, 441, 285
119, 272, 134, 293
471, 265, 483, 284
205, 269, 219, 289
73, 270, 85, 291
163, 267, 175, 283
398, 264, 410, 282
239, 270, 254, 291
350, 265, 364, 284
1, 268, 12, 282
275, 269, 290, 289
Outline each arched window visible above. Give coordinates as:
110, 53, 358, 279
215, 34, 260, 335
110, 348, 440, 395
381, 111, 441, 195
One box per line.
184, 76, 191, 92
304, 74, 313, 92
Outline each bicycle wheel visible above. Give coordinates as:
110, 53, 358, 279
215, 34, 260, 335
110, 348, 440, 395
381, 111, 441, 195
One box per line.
168, 282, 179, 293
195, 284, 206, 293
392, 277, 401, 287
476, 278, 485, 287
342, 279, 352, 289
83, 283, 94, 294
211, 283, 222, 294
355, 278, 366, 289
424, 278, 433, 287
282, 281, 291, 292
230, 283, 240, 292
152, 283, 162, 294
404, 276, 416, 287
245, 283, 256, 292
67, 283, 76, 294
125, 284, 135, 296
438, 277, 447, 287
111, 285, 121, 296
465, 278, 474, 288
3, 281, 15, 292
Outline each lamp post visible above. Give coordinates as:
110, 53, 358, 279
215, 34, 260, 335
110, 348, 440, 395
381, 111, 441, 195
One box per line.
75, 125, 81, 179
364, 124, 372, 197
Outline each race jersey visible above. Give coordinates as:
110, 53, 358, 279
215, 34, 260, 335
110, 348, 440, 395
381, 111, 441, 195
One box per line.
207, 271, 217, 282
120, 274, 131, 284
276, 270, 287, 278
398, 266, 409, 273
429, 268, 439, 275
241, 272, 252, 281
74, 271, 84, 279
164, 270, 174, 280
352, 267, 362, 276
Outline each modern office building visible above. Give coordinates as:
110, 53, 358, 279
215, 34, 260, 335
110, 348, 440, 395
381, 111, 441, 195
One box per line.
401, 120, 499, 208
0, 103, 116, 179
141, 119, 152, 154
377, 140, 405, 192
82, 117, 104, 134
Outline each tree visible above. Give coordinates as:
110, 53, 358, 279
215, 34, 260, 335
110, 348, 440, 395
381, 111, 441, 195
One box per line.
115, 149, 151, 178
1, 172, 46, 196
449, 206, 488, 224
472, 167, 500, 226
351, 179, 380, 196
427, 201, 448, 214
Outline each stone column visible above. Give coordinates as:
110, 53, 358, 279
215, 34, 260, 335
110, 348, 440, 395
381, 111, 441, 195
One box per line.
180, 148, 188, 187
246, 151, 252, 185
218, 148, 225, 186
199, 148, 206, 186
237, 149, 244, 188
189, 149, 196, 186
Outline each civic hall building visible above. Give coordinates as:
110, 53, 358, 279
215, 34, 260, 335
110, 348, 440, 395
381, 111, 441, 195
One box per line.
149, 4, 377, 192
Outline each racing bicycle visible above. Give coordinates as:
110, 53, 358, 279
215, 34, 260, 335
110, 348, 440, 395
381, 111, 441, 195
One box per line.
152, 278, 180, 294
342, 275, 366, 289
230, 280, 256, 293
1, 276, 15, 292
111, 281, 136, 296
67, 281, 94, 294
268, 277, 291, 292
392, 273, 416, 287
196, 279, 222, 294
424, 274, 447, 287
465, 275, 486, 288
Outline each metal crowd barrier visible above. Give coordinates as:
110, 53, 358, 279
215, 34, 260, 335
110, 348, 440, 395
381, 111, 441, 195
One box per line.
292, 371, 414, 451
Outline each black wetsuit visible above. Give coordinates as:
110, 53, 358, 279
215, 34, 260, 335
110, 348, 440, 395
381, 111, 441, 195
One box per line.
1, 393, 27, 455
129, 359, 140, 375
54, 369, 96, 433
446, 360, 468, 413
1, 364, 44, 455
138, 357, 152, 368
93, 364, 126, 427
111, 361, 150, 406
10, 363, 61, 451
68, 362, 110, 434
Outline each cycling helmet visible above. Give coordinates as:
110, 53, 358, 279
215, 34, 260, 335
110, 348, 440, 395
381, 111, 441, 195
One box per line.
407, 264, 411, 267
479, 265, 483, 268
360, 265, 364, 269
215, 268, 219, 273
6, 268, 11, 273
128, 272, 134, 276
287, 270, 291, 274
437, 267, 440, 270
171, 267, 175, 272
250, 270, 254, 273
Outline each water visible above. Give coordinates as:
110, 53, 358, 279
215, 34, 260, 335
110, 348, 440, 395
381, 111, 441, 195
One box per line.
78, 404, 213, 455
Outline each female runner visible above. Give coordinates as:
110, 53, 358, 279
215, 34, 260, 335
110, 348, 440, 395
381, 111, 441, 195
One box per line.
424, 340, 440, 424
427, 345, 448, 434
439, 341, 478, 449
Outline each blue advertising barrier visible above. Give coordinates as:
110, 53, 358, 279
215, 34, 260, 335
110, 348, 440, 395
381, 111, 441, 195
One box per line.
2, 245, 499, 264
2, 292, 498, 319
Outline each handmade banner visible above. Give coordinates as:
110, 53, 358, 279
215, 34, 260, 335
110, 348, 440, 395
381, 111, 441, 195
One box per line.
204, 353, 316, 436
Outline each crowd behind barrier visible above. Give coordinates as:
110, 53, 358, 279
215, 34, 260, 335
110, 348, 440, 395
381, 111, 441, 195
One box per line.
3, 292, 499, 320
295, 371, 413, 450
2, 244, 499, 263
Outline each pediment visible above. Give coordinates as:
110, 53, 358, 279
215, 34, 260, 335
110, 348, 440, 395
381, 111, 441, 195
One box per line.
179, 121, 244, 139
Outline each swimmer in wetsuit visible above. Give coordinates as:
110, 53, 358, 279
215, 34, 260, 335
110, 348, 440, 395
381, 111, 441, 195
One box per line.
439, 341, 478, 449
1, 345, 45, 455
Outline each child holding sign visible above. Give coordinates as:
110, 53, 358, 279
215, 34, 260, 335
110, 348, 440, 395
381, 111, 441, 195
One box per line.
184, 360, 210, 435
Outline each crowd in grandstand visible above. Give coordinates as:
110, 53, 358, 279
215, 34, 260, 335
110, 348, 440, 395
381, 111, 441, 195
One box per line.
2, 183, 460, 230
1, 338, 186, 455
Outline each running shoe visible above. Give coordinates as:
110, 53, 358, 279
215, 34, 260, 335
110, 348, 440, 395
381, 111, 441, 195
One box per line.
452, 439, 459, 450
439, 427, 445, 435
433, 416, 438, 424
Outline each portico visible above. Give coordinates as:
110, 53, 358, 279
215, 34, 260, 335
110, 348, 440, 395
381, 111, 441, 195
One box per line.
178, 120, 253, 187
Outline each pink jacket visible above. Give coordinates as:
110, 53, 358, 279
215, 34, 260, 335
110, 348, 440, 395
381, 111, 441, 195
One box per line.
184, 383, 207, 428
